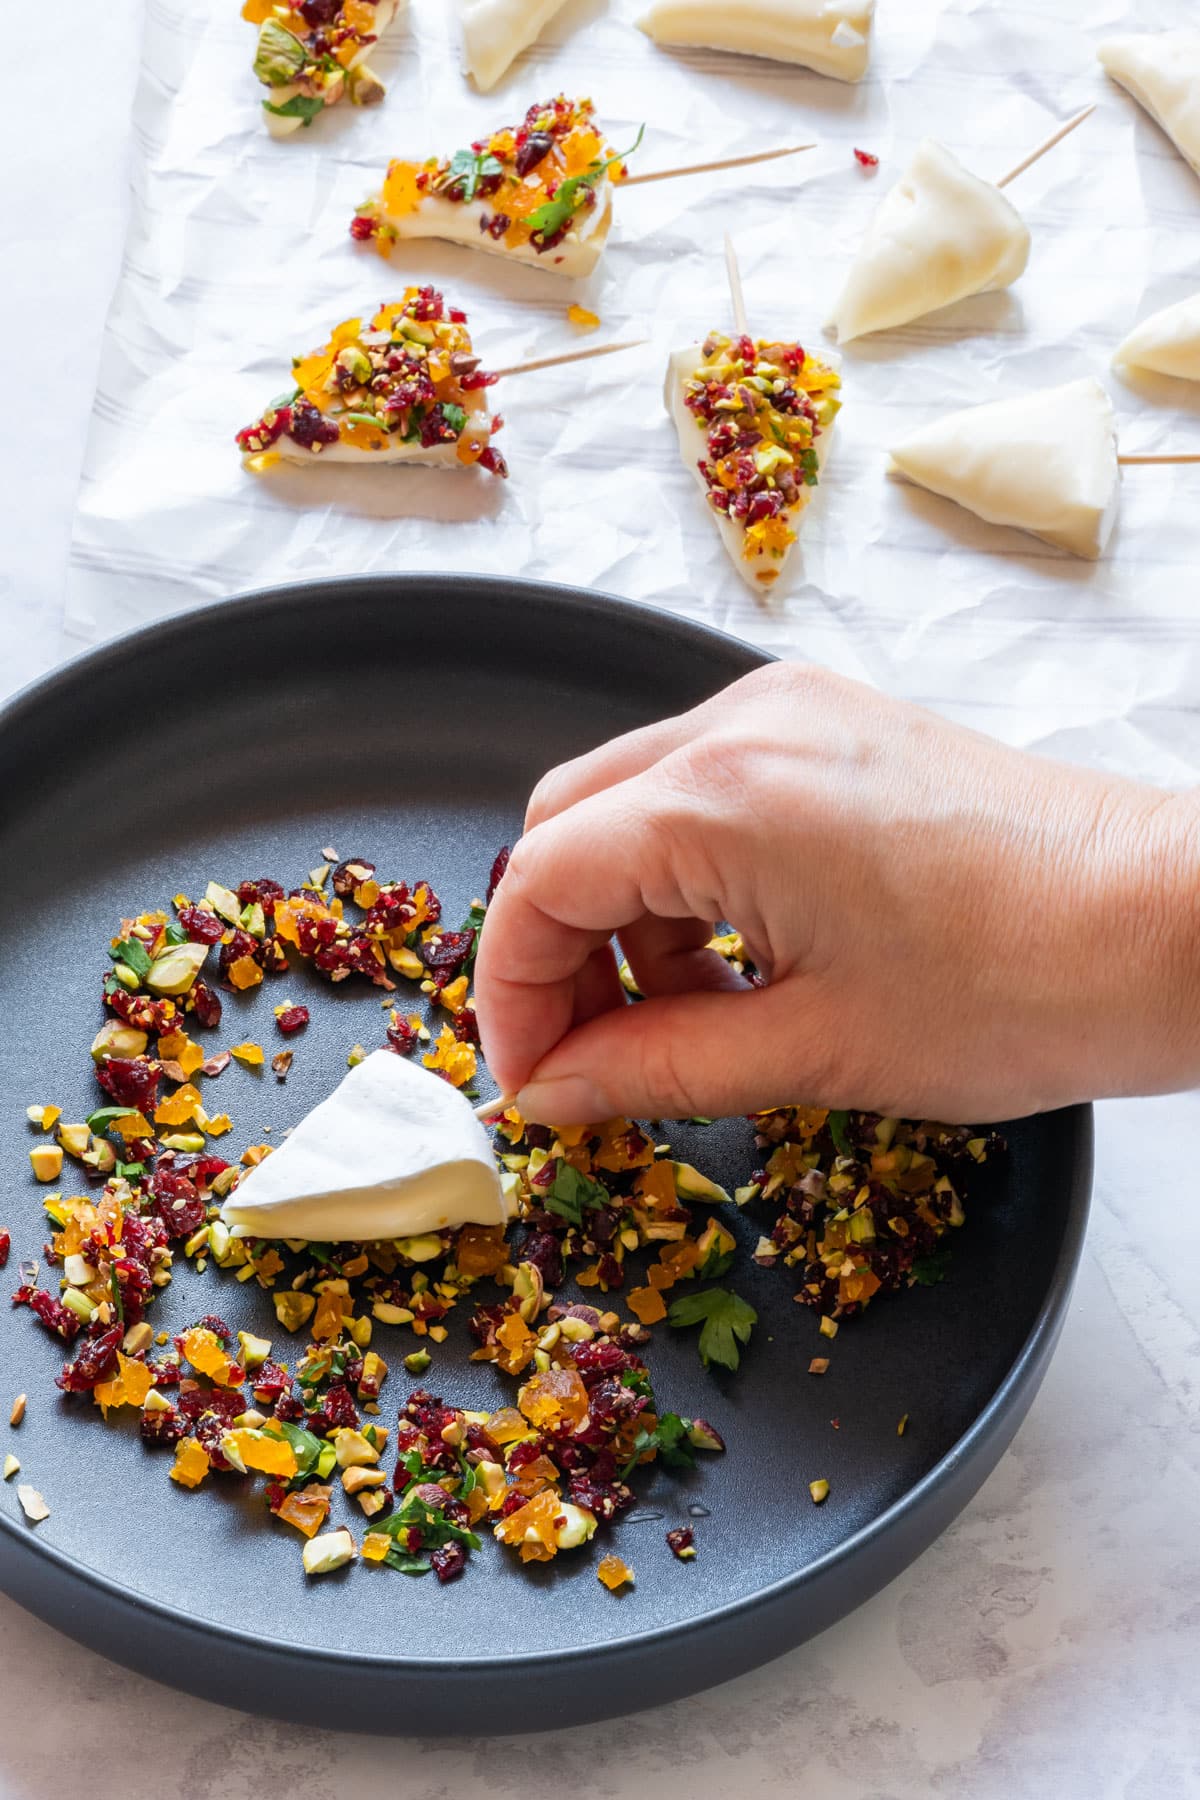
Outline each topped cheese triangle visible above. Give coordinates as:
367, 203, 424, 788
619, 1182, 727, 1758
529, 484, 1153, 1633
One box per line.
460, 0, 573, 92
829, 139, 1031, 343
1099, 32, 1200, 178
638, 0, 873, 81
1114, 293, 1200, 382
352, 96, 633, 278
665, 330, 841, 590
221, 1050, 513, 1243
889, 378, 1119, 560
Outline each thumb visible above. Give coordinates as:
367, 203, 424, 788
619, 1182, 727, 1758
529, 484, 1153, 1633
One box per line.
514, 980, 828, 1125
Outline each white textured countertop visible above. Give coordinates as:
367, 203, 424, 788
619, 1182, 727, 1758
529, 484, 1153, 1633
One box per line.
4, 2, 1200, 1795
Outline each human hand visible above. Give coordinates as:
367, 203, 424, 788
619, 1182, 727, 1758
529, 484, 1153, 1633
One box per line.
474, 662, 1198, 1125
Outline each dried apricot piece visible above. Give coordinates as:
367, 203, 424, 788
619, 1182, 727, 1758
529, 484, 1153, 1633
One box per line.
223, 1429, 298, 1478
276, 1484, 332, 1539
626, 1286, 668, 1326
180, 1327, 237, 1386
484, 1407, 528, 1445
455, 1224, 508, 1279
155, 1084, 203, 1127
517, 1368, 588, 1430
169, 1437, 211, 1489
597, 1554, 634, 1591
493, 1312, 537, 1375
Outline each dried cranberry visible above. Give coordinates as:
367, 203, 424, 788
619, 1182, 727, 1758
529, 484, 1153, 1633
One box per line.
140, 1403, 185, 1445
15, 1285, 82, 1342
595, 1251, 624, 1290
567, 1473, 633, 1522
460, 370, 499, 392
298, 0, 340, 25
149, 1169, 204, 1241
485, 845, 510, 902
194, 1313, 234, 1345
570, 1340, 633, 1385
666, 1526, 695, 1558
521, 1230, 564, 1290
497, 1489, 529, 1520
106, 983, 176, 1034
386, 1015, 418, 1056
448, 306, 467, 323
477, 445, 508, 478
514, 130, 554, 176
237, 878, 285, 917
321, 1383, 360, 1430
418, 403, 464, 448
251, 1360, 290, 1405
0, 1230, 9, 1269
853, 146, 879, 168
332, 858, 376, 897
410, 285, 445, 322
273, 1393, 305, 1423
189, 978, 222, 1029
451, 1008, 480, 1046
419, 929, 475, 986
177, 905, 226, 944
480, 212, 511, 240
431, 1542, 467, 1583
57, 1325, 122, 1393
350, 213, 380, 242
96, 1055, 161, 1112
276, 1005, 309, 1035
288, 399, 340, 451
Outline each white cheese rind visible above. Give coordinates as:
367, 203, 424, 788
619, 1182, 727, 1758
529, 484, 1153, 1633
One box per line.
664, 342, 839, 591
637, 0, 873, 81
384, 184, 613, 279
889, 377, 1119, 561
1113, 292, 1200, 382
221, 1050, 512, 1242
1099, 32, 1200, 178
829, 139, 1030, 342
459, 0, 573, 92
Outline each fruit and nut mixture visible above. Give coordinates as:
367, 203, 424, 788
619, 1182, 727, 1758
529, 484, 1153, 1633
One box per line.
682, 332, 842, 573
244, 0, 395, 130
352, 95, 638, 261
236, 288, 507, 478
6, 847, 999, 1584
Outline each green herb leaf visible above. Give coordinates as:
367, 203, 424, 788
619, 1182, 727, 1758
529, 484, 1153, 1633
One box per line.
263, 94, 326, 122
458, 901, 487, 975
618, 1410, 696, 1481
115, 1162, 146, 1180
698, 1245, 735, 1280
447, 146, 503, 202
910, 1246, 952, 1287
86, 1105, 138, 1135
383, 1549, 433, 1575
525, 124, 645, 244
163, 920, 188, 946
110, 1267, 124, 1326
109, 937, 152, 979
441, 401, 467, 437
828, 1110, 853, 1157
263, 1419, 325, 1482
544, 1162, 611, 1228
667, 1286, 757, 1373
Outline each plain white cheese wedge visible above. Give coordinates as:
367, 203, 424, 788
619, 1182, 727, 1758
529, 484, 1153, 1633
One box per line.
829, 140, 1031, 342
1114, 293, 1200, 381
460, 0, 573, 92
383, 182, 613, 279
664, 342, 840, 590
221, 1050, 512, 1242
637, 0, 873, 81
1099, 32, 1200, 178
889, 377, 1119, 560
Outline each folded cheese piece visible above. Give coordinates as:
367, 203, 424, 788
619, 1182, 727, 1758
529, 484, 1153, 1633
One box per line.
889, 378, 1119, 560
829, 139, 1031, 343
1114, 293, 1200, 381
1099, 32, 1200, 177
352, 96, 628, 278
638, 0, 874, 81
236, 289, 507, 478
460, 0, 573, 92
665, 330, 841, 589
246, 0, 406, 138
222, 1051, 514, 1242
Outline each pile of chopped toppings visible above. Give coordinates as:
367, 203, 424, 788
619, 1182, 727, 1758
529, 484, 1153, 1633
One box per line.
351, 96, 639, 262
236, 290, 507, 477
244, 0, 394, 130
7, 849, 1001, 1586
682, 332, 842, 569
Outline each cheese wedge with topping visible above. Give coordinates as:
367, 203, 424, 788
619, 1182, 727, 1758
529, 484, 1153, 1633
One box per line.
460, 0, 573, 92
638, 0, 873, 81
1099, 32, 1200, 178
352, 97, 624, 279
829, 140, 1031, 342
889, 378, 1119, 560
1114, 293, 1200, 381
666, 332, 841, 590
247, 0, 405, 138
222, 1051, 514, 1242
236, 291, 506, 478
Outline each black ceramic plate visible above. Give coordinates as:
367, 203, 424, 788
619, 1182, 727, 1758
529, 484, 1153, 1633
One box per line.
0, 575, 1091, 1734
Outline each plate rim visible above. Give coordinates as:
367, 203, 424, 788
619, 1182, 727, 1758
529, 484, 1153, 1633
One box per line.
0, 572, 1094, 1696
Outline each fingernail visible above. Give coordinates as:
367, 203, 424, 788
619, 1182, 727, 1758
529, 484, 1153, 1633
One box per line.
516, 1075, 608, 1126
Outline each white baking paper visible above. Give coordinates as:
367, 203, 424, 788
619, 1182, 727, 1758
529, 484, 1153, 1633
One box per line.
65, 0, 1200, 777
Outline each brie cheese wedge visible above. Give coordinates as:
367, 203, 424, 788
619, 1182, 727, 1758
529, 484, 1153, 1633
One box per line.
665, 333, 841, 590
222, 1051, 513, 1242
889, 377, 1119, 560
638, 0, 874, 82
460, 0, 573, 92
376, 182, 614, 279
829, 139, 1031, 342
1099, 32, 1200, 178
1114, 293, 1200, 382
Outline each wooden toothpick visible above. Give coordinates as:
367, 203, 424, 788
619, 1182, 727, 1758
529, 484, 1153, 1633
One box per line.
724, 233, 749, 337
473, 1094, 514, 1121
623, 142, 817, 188
489, 337, 647, 381
995, 103, 1095, 189
1118, 452, 1200, 465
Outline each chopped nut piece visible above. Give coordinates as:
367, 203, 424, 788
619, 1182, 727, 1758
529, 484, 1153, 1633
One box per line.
3, 1454, 19, 1480
17, 1484, 49, 1522
897, 1413, 909, 1436
809, 1478, 830, 1505
342, 1465, 387, 1494
808, 1357, 830, 1376
28, 1145, 63, 1182
122, 1322, 154, 1356
9, 1394, 26, 1426
302, 1527, 357, 1576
